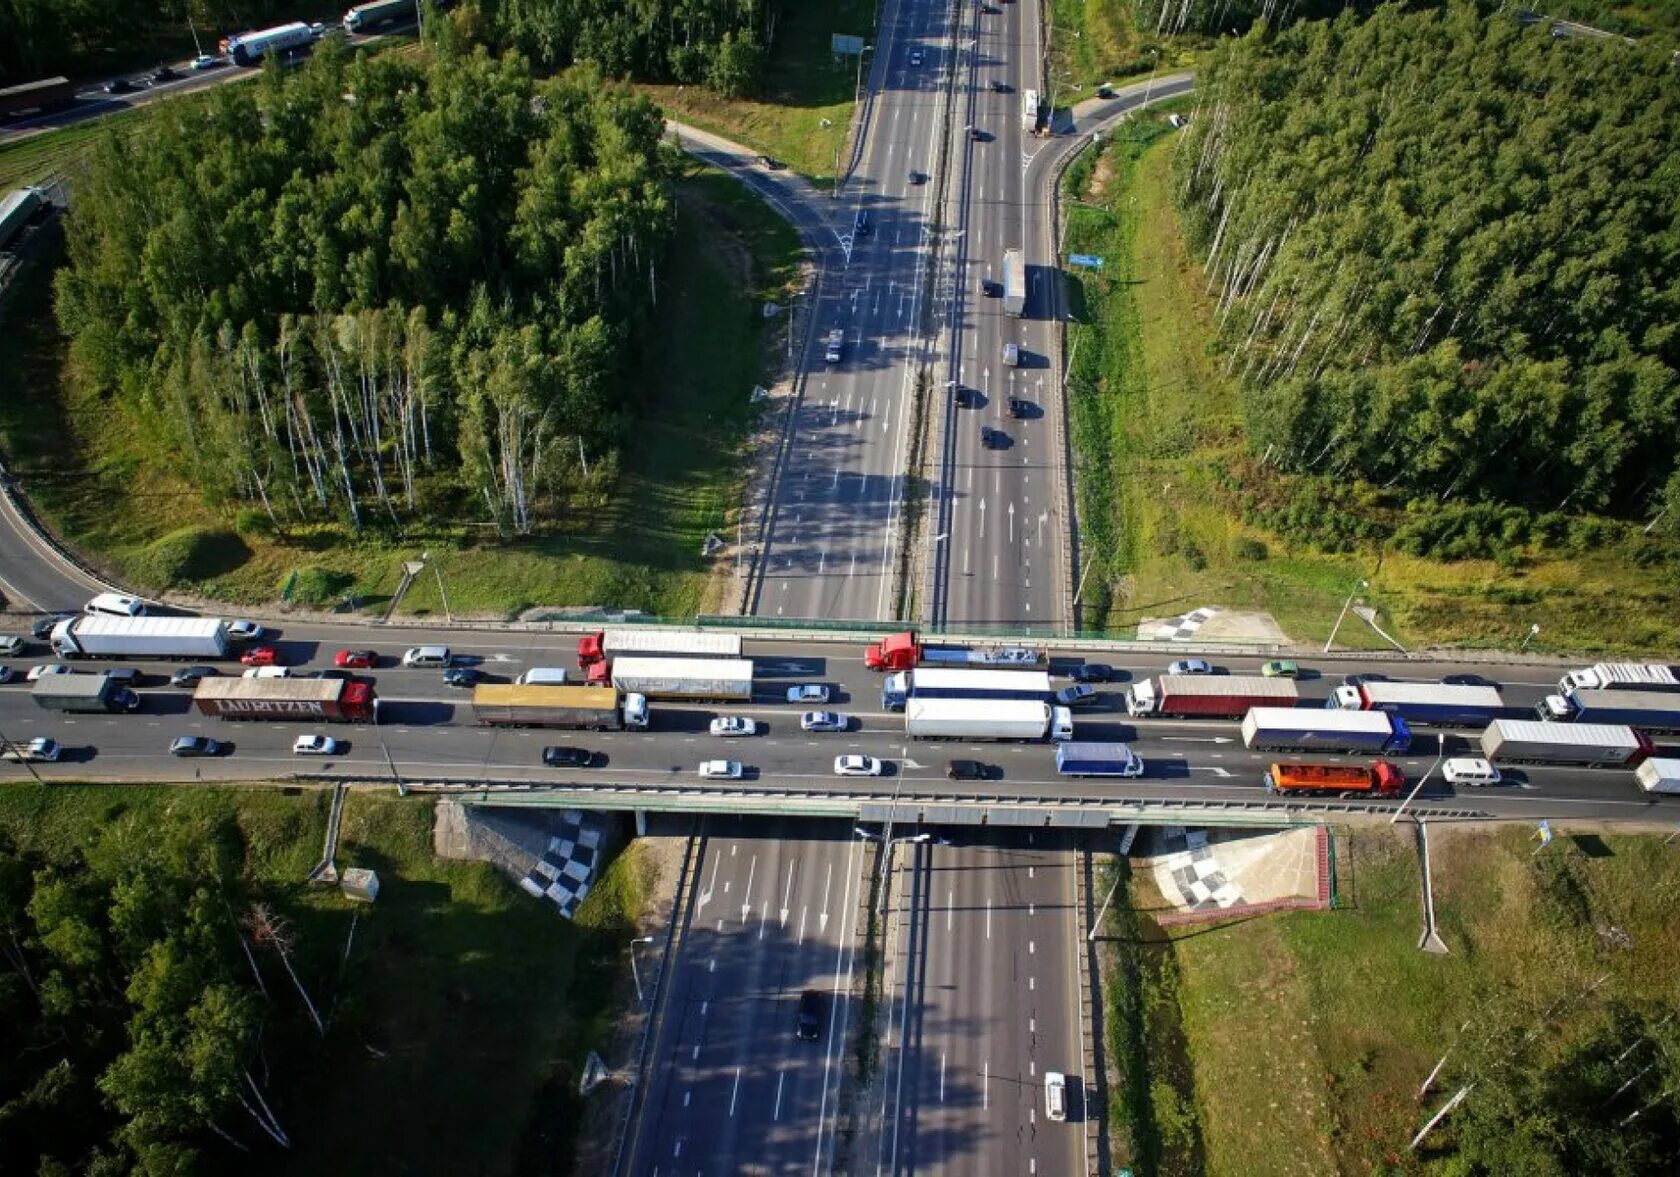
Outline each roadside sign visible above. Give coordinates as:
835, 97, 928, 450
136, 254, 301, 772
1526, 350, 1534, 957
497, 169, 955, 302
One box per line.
1068, 254, 1105, 270
831, 34, 866, 56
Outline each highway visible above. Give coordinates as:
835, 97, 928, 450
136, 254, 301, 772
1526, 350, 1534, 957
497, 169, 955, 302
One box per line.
747, 0, 955, 623
627, 822, 865, 1174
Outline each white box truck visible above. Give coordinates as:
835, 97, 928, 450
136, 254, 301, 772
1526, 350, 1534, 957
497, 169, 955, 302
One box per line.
1634, 758, 1680, 795
1054, 741, 1144, 777
607, 657, 753, 702
52, 616, 232, 661
904, 697, 1073, 742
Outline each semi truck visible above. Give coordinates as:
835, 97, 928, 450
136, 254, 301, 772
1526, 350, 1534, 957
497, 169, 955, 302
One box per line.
1331, 681, 1504, 727
1240, 707, 1412, 754
0, 188, 47, 251
1556, 662, 1680, 696
881, 667, 1052, 711
1536, 688, 1680, 734
1263, 761, 1405, 798
577, 628, 740, 674
904, 698, 1073, 742
1054, 741, 1144, 777
1634, 758, 1680, 795
191, 678, 378, 722
0, 78, 78, 117
51, 616, 232, 661
471, 684, 648, 730
344, 0, 414, 32
1478, 720, 1652, 768
221, 22, 316, 65
1125, 675, 1298, 719
1002, 249, 1026, 316
1021, 89, 1040, 133
32, 675, 140, 714
605, 657, 753, 703
864, 630, 1045, 672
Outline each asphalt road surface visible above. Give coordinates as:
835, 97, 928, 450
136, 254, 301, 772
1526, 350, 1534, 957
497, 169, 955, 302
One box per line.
748, 0, 956, 623
626, 821, 866, 1175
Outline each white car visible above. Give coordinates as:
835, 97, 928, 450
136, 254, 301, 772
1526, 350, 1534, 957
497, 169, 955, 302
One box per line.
1, 737, 60, 762
802, 711, 847, 732
834, 754, 884, 777
1167, 659, 1213, 676
909, 48, 924, 66
242, 666, 289, 679
699, 759, 744, 780
27, 663, 72, 682
1443, 758, 1501, 787
190, 54, 221, 70
227, 620, 265, 641
709, 716, 757, 738
1044, 1070, 1067, 1122
292, 735, 341, 756
787, 684, 831, 704
0, 635, 25, 655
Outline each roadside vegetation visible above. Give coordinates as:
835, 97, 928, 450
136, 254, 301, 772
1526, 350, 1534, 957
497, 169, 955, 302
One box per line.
0, 785, 653, 1176
1061, 8, 1680, 653
0, 71, 801, 618
1104, 826, 1680, 1175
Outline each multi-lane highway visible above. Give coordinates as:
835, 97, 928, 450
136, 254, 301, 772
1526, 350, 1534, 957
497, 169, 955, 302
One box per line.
747, 0, 957, 623
625, 822, 865, 1174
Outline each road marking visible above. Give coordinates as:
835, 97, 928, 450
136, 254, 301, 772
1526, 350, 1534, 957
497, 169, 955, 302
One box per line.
983, 1061, 989, 1109
782, 860, 795, 925
683, 1090, 691, 1108
741, 854, 757, 923
729, 1066, 742, 1116
986, 899, 992, 939
774, 1070, 786, 1120
948, 889, 953, 931
1029, 939, 1035, 955
940, 1053, 946, 1102
1029, 976, 1036, 991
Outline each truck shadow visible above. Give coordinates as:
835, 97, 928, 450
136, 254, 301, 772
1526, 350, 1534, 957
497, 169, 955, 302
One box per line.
377, 700, 459, 726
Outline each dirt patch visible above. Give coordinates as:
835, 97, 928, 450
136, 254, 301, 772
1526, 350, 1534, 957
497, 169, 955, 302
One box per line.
1087, 152, 1119, 199
1135, 607, 1290, 643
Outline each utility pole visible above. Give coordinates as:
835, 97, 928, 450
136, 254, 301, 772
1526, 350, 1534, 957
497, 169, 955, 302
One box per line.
1324, 578, 1368, 653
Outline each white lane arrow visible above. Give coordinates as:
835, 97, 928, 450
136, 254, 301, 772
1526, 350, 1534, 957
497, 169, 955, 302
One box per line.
740, 854, 757, 924
780, 860, 795, 926
1161, 736, 1235, 744
978, 497, 986, 538
901, 759, 926, 770
1007, 501, 1015, 543
819, 860, 833, 934
1188, 766, 1235, 777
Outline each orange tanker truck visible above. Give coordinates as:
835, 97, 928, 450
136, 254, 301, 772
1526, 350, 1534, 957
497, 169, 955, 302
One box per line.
1263, 760, 1405, 799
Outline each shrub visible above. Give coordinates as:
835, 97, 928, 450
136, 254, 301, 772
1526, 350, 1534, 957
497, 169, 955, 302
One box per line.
1233, 537, 1268, 561
283, 566, 356, 607
127, 527, 250, 587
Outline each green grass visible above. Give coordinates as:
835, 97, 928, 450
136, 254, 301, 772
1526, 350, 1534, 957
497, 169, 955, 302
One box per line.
1061, 111, 1680, 653
0, 158, 802, 620
1119, 826, 1680, 1176
0, 784, 654, 1177
0, 115, 131, 189
640, 0, 877, 183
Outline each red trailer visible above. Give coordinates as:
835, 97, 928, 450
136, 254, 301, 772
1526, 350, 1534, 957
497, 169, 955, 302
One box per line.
1264, 761, 1405, 798
192, 677, 378, 722
1124, 674, 1298, 718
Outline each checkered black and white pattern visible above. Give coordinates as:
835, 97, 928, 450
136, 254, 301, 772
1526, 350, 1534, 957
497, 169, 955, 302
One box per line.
517, 810, 604, 919
1146, 606, 1221, 642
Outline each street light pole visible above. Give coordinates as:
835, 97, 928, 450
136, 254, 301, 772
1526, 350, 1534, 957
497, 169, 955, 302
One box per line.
1391, 732, 1447, 825
1521, 623, 1540, 652
627, 935, 655, 1003
1324, 578, 1369, 653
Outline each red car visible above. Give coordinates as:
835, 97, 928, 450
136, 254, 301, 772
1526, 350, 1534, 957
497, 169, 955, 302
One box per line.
240, 646, 282, 667
334, 649, 377, 669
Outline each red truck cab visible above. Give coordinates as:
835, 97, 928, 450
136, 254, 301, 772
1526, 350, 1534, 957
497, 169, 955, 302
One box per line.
865, 631, 919, 672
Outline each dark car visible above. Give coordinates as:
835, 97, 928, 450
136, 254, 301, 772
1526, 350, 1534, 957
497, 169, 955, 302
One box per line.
854, 210, 870, 237
990, 79, 1011, 93
307, 669, 353, 681
542, 746, 594, 768
33, 614, 75, 640
907, 169, 923, 185
169, 736, 222, 758
1443, 673, 1500, 688
1070, 663, 1114, 684
103, 667, 144, 687
796, 989, 823, 1041
1006, 397, 1031, 419
979, 425, 1009, 450
1342, 673, 1391, 688
443, 667, 482, 688
104, 77, 137, 94
954, 386, 980, 408
968, 125, 986, 141
980, 278, 999, 297
755, 154, 783, 170
947, 758, 990, 781
171, 665, 218, 687
1056, 683, 1101, 708
149, 65, 181, 84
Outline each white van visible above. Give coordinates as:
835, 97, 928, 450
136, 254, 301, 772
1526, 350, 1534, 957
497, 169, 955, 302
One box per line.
516, 667, 570, 686
85, 593, 146, 618
402, 646, 451, 668
1442, 758, 1501, 787
1044, 1071, 1067, 1122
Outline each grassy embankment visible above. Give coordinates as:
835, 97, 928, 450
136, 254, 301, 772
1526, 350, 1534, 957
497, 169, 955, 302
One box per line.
0, 122, 801, 617
0, 785, 655, 1177
1101, 825, 1680, 1175
1060, 109, 1680, 653
640, 0, 877, 184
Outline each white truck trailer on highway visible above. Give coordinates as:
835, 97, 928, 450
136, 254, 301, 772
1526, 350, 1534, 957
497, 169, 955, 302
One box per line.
220, 22, 316, 66
1002, 248, 1026, 316
51, 616, 232, 661
343, 0, 414, 33
1635, 758, 1680, 795
1478, 719, 1653, 767
607, 657, 753, 703
904, 698, 1073, 742
1054, 741, 1143, 777
1556, 662, 1680, 695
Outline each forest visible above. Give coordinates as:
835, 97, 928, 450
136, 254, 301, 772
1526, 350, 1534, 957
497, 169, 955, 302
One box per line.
1, 1, 767, 97
53, 38, 674, 535
1175, 4, 1680, 543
